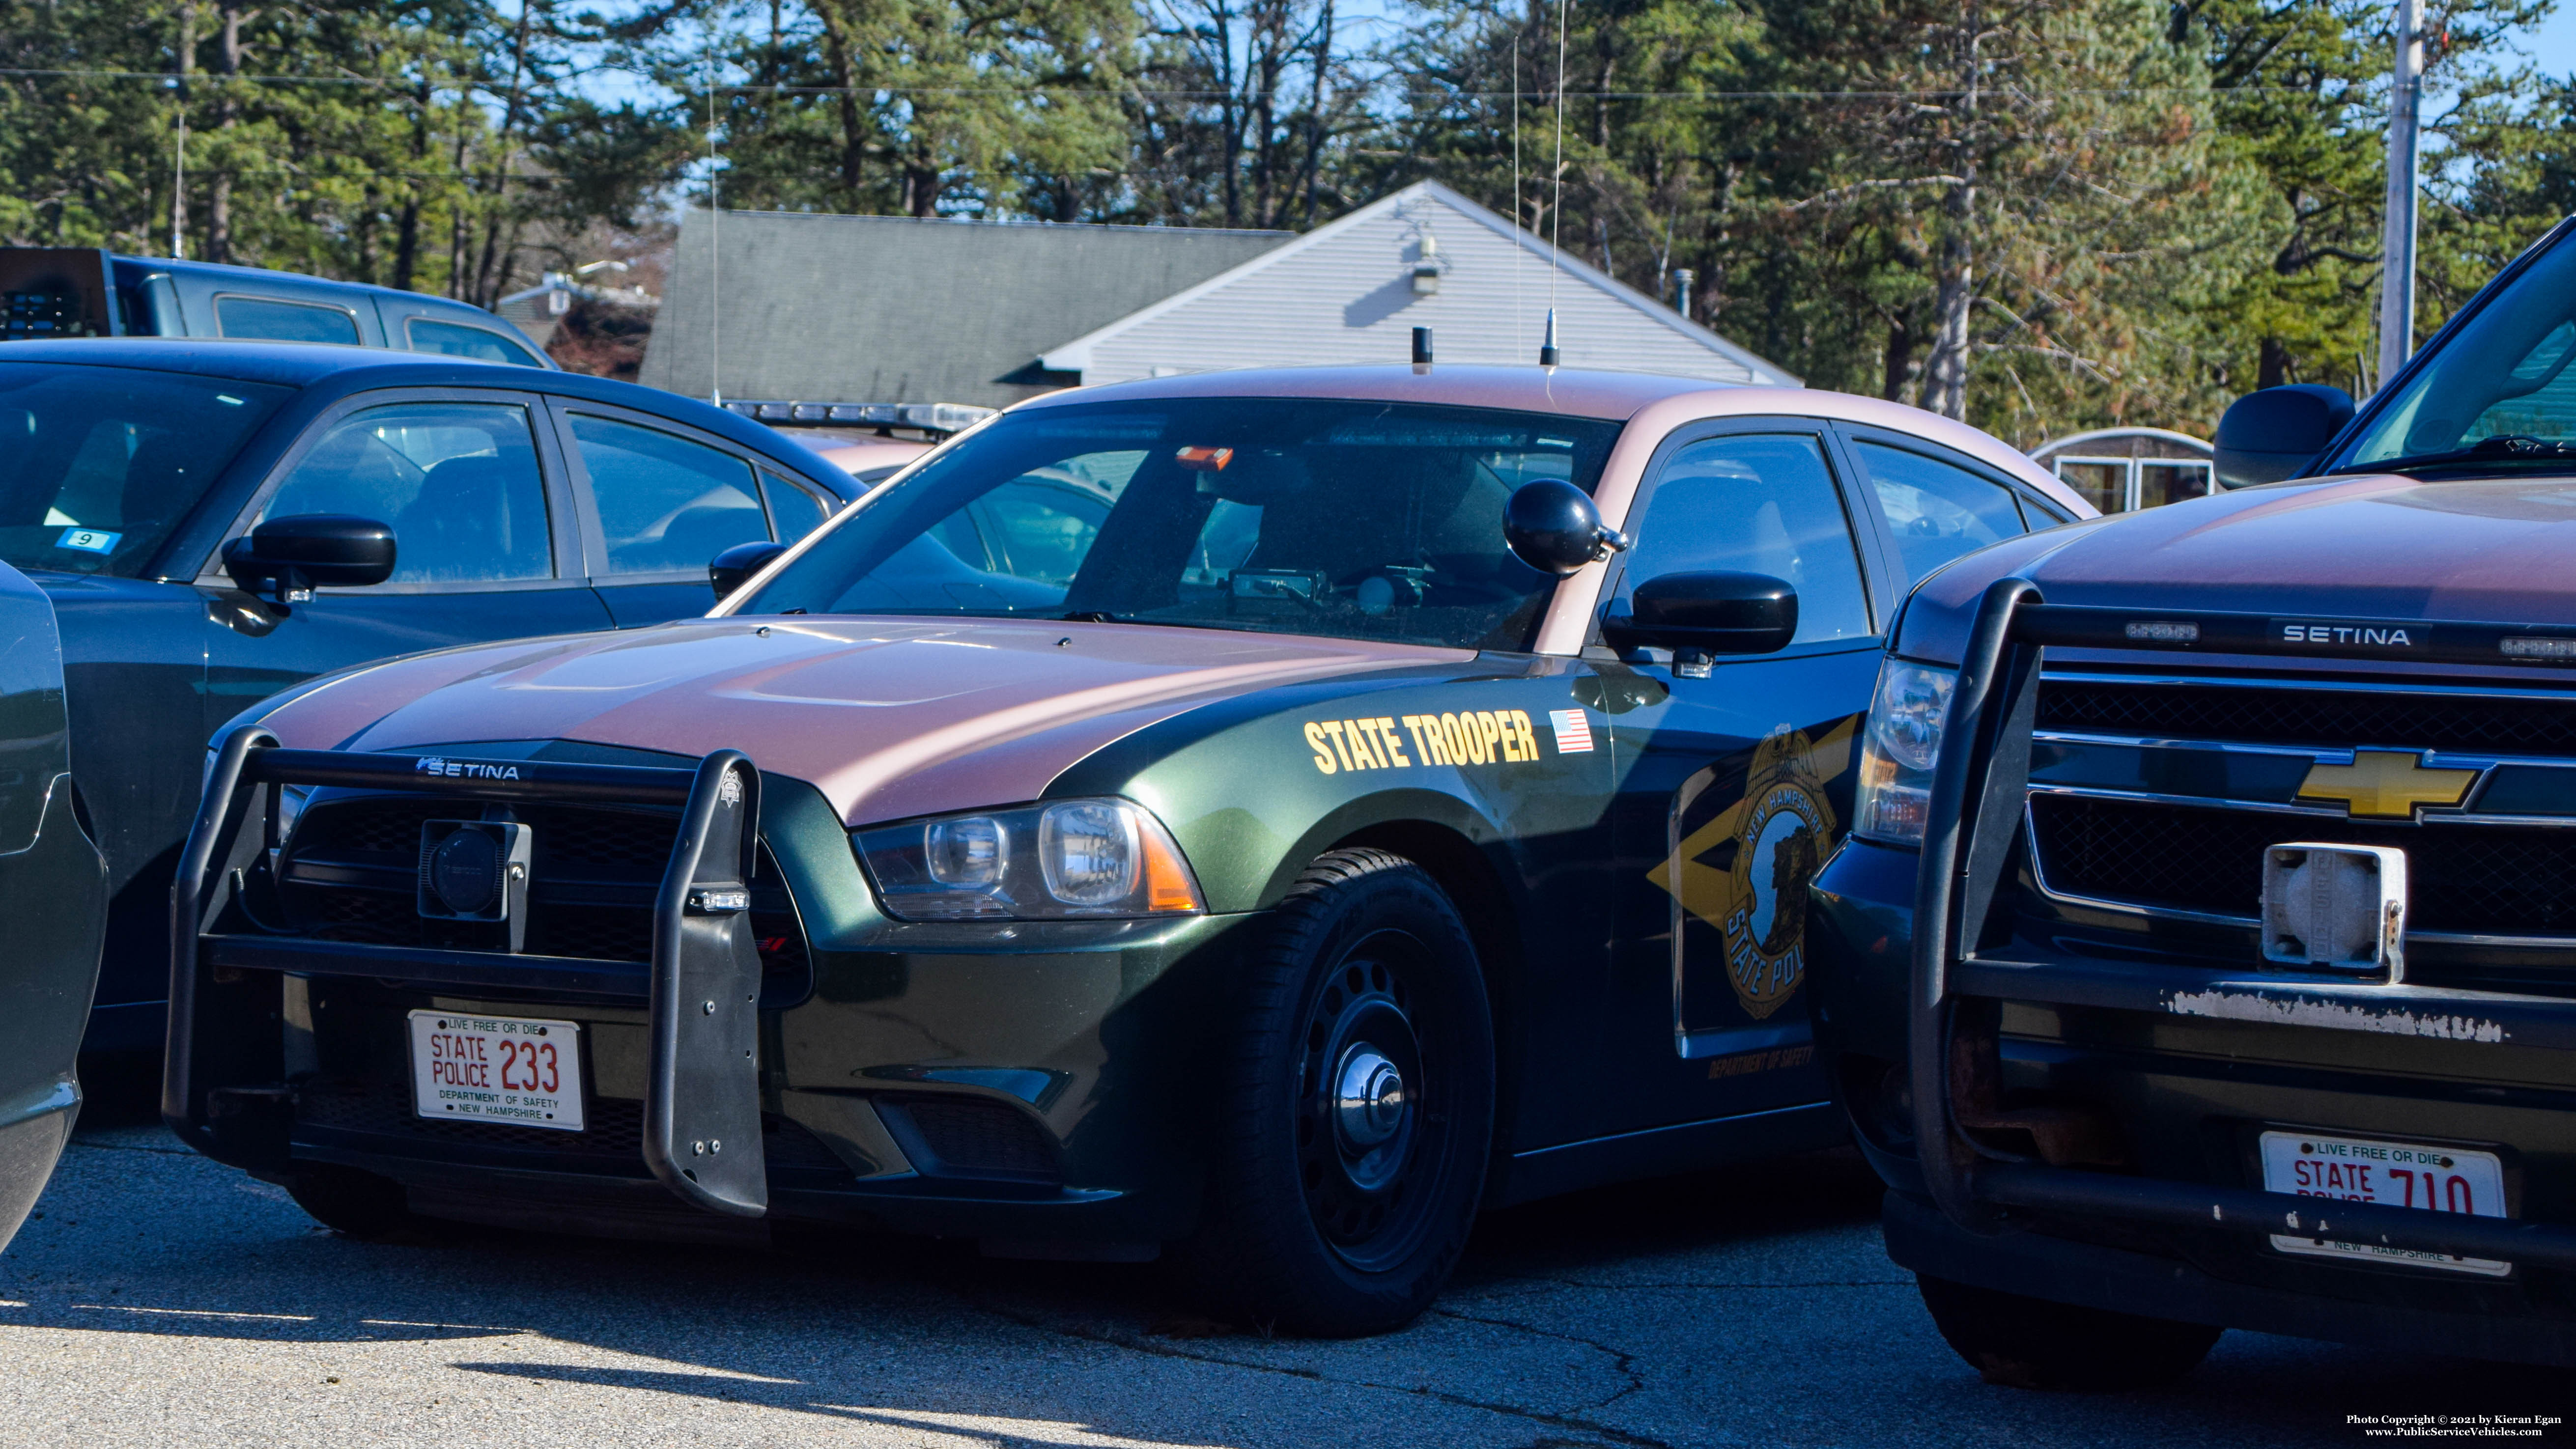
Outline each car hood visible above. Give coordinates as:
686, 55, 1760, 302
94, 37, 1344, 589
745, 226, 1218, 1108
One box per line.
1897, 474, 2576, 664
254, 617, 1464, 826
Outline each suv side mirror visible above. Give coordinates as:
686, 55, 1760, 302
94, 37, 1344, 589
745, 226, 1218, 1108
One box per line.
1602, 570, 1799, 656
2212, 384, 2354, 488
710, 539, 789, 599
222, 514, 396, 606
1504, 479, 1631, 575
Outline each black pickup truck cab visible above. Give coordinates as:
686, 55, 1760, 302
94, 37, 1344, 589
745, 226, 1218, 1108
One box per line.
1811, 216, 2576, 1386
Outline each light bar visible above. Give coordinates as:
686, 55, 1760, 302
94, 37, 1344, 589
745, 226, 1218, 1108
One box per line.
722, 399, 997, 435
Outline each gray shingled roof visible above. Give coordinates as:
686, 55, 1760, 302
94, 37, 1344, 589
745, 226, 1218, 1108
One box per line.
638, 210, 1292, 408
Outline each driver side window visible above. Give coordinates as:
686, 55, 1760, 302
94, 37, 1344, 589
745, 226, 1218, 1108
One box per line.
1622, 433, 1871, 645
254, 401, 553, 584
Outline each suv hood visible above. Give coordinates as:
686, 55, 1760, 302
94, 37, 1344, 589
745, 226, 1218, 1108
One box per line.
253, 617, 1462, 825
1899, 475, 2576, 664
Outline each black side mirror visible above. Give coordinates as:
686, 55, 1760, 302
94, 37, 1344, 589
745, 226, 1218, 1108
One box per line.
2212, 384, 2354, 488
710, 540, 789, 599
1504, 479, 1632, 576
1602, 570, 1799, 656
222, 514, 396, 606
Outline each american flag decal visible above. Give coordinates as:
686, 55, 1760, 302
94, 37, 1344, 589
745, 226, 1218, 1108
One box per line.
1549, 709, 1594, 755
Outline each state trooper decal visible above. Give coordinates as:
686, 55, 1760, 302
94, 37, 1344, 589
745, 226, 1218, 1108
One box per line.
1652, 720, 1855, 1030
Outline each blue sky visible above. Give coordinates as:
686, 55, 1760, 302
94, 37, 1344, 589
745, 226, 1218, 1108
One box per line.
2522, 6, 2576, 78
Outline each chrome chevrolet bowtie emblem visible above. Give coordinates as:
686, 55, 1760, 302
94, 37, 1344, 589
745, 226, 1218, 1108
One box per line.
2296, 751, 2479, 819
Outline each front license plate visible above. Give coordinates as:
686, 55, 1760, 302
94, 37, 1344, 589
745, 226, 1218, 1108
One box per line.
2259, 1130, 2509, 1276
407, 1010, 584, 1132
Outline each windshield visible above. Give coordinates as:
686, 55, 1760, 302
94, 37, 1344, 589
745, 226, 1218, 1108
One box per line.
2339, 234, 2576, 472
737, 397, 1623, 651
0, 363, 292, 576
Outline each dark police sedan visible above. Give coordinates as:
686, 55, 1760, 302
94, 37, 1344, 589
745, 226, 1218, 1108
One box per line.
0, 340, 861, 1055
1812, 215, 2576, 1385
166, 365, 2088, 1336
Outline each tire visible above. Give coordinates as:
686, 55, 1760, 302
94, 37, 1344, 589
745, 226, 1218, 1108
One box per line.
287, 1166, 414, 1240
1916, 1274, 2221, 1390
1177, 848, 1495, 1338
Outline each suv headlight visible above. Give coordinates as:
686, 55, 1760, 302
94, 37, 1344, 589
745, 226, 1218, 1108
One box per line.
853, 798, 1206, 920
1854, 660, 1957, 847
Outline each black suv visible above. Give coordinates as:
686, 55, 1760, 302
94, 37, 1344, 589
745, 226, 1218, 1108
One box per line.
1812, 216, 2576, 1384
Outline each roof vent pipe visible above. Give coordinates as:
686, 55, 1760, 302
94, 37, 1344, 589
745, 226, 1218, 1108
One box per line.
1539, 310, 1560, 367
1412, 327, 1434, 365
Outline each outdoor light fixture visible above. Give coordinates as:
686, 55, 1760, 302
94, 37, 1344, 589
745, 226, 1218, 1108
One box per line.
1412, 234, 1443, 295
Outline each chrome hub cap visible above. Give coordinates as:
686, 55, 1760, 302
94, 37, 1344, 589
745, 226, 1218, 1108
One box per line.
1334, 1047, 1408, 1152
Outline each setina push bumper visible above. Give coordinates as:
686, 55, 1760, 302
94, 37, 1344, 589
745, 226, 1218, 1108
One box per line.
167, 726, 772, 1222
1891, 579, 2576, 1362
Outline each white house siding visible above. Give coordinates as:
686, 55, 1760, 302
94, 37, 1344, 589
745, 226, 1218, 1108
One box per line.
1051, 185, 1793, 388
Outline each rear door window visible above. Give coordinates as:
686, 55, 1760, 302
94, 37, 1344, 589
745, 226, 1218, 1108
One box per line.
407, 318, 543, 367
1848, 440, 2029, 589
215, 296, 360, 345
567, 413, 770, 575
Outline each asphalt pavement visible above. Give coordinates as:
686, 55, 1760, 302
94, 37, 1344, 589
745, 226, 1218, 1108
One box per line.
0, 1095, 2566, 1448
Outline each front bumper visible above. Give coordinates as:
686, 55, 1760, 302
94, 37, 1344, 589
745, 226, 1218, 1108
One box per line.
1807, 586, 2576, 1361
170, 733, 1262, 1249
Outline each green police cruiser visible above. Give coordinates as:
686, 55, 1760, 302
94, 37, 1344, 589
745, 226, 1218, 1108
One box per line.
169, 364, 2085, 1335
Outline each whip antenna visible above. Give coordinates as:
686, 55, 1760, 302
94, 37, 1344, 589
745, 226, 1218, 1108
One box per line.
1512, 22, 1523, 358
1544, 0, 1569, 366
705, 30, 722, 406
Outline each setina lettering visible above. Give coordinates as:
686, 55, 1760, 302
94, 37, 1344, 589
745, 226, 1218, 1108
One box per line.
413, 755, 522, 780
2280, 622, 2416, 649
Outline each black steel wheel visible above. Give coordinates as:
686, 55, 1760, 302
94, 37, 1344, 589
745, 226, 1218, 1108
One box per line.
1177, 847, 1494, 1337
1916, 1274, 2221, 1390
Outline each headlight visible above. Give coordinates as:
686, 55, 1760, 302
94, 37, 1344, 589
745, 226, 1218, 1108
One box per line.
1853, 660, 1957, 847
854, 798, 1205, 920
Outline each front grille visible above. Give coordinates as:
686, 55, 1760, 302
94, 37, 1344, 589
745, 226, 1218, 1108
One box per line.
2030, 793, 2576, 937
2038, 681, 2576, 755
278, 795, 810, 993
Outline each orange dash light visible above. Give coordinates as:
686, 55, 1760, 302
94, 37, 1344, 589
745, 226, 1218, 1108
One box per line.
1174, 446, 1233, 472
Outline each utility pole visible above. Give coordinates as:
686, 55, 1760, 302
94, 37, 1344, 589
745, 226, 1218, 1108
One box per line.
2376, 0, 2424, 389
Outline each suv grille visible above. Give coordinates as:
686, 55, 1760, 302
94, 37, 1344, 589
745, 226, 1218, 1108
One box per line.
279, 797, 811, 996
2030, 793, 2576, 937
2038, 681, 2576, 756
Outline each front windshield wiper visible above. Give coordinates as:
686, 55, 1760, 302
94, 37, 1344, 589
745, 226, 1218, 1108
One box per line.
1061, 611, 1125, 624
2359, 433, 2576, 472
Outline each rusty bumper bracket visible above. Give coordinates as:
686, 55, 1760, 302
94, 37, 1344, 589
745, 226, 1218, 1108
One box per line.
167, 728, 768, 1218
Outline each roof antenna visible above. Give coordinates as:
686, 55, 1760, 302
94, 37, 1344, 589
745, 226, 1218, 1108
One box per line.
1543, 0, 1569, 368
1412, 326, 1434, 367
705, 28, 722, 407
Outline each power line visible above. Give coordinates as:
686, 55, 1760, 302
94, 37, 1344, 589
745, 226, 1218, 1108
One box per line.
0, 67, 2345, 98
